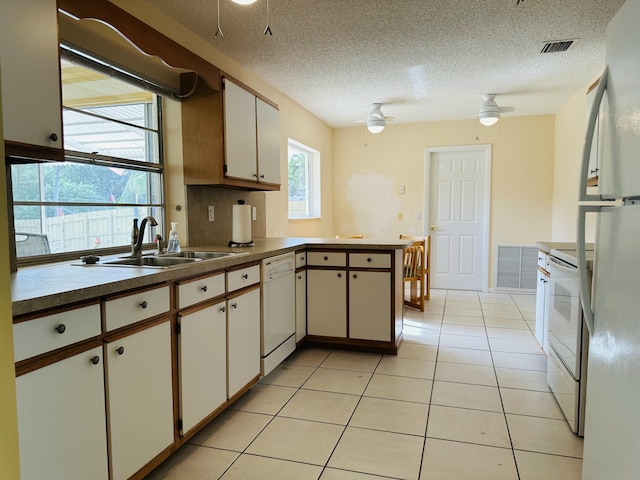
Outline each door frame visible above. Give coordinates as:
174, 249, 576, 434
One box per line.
423, 144, 492, 292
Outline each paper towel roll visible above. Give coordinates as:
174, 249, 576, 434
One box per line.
232, 205, 252, 243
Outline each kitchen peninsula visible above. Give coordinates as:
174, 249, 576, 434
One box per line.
11, 237, 409, 480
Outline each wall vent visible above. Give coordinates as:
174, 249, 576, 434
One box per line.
541, 40, 575, 53
496, 245, 538, 290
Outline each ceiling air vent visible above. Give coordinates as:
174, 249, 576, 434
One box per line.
541, 40, 575, 53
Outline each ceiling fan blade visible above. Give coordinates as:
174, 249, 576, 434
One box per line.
499, 106, 515, 113
384, 116, 396, 123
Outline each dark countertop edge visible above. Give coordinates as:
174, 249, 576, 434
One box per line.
11, 237, 412, 317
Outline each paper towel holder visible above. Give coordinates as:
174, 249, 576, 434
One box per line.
229, 199, 255, 248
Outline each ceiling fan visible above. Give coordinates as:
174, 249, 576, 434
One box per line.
478, 94, 514, 126
356, 103, 396, 133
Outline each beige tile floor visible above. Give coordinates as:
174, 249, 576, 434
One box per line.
147, 289, 583, 480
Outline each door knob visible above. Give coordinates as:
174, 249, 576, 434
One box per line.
430, 225, 436, 231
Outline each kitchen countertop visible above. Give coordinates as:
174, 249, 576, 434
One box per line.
11, 237, 411, 317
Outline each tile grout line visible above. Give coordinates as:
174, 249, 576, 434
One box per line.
479, 293, 522, 480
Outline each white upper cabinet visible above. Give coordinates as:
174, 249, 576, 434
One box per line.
0, 0, 63, 159
256, 97, 281, 184
224, 79, 258, 181
223, 77, 280, 187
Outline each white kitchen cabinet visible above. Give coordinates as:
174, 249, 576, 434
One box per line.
307, 269, 347, 337
535, 250, 550, 353
178, 302, 227, 435
15, 347, 108, 480
224, 78, 257, 182
224, 77, 280, 186
256, 97, 281, 184
227, 287, 261, 398
586, 78, 607, 188
106, 320, 174, 480
104, 284, 170, 332
0, 0, 63, 160
295, 270, 307, 342
349, 271, 391, 341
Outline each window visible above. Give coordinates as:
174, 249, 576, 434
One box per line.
11, 48, 165, 261
288, 139, 320, 219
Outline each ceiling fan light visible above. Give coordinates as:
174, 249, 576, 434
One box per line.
231, 0, 258, 4
367, 118, 385, 133
478, 95, 501, 126
479, 114, 499, 126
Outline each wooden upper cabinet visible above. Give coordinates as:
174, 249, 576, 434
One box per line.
0, 0, 64, 161
181, 76, 280, 190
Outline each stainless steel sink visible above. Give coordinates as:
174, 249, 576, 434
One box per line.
159, 251, 239, 260
101, 256, 201, 268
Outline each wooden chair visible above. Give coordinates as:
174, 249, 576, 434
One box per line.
400, 235, 431, 311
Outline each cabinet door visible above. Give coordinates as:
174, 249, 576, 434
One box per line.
256, 98, 280, 184
349, 271, 391, 341
107, 321, 174, 480
224, 79, 257, 181
228, 288, 261, 398
16, 347, 108, 480
178, 302, 227, 435
307, 269, 347, 337
0, 0, 63, 152
535, 269, 547, 349
295, 270, 307, 342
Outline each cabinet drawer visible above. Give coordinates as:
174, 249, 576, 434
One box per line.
295, 251, 307, 268
349, 253, 391, 269
227, 264, 260, 292
104, 286, 170, 331
177, 272, 225, 309
307, 251, 346, 267
14, 304, 101, 362
537, 251, 549, 270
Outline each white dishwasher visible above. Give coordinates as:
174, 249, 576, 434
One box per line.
261, 253, 296, 376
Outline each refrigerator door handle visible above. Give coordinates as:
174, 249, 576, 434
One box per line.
579, 66, 608, 203
577, 204, 601, 335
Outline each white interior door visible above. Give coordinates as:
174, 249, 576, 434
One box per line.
425, 146, 491, 291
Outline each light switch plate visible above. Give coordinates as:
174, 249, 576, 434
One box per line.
252, 206, 257, 221
208, 205, 215, 222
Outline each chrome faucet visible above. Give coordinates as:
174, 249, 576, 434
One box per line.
131, 216, 158, 256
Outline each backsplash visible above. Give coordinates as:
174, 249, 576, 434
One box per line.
185, 186, 266, 247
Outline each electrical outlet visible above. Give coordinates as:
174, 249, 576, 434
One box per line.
397, 212, 403, 221
414, 211, 421, 220
399, 185, 406, 195
252, 206, 257, 221
208, 205, 215, 222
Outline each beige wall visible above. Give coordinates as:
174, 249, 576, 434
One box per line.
552, 85, 597, 242
0, 79, 21, 479
333, 115, 555, 288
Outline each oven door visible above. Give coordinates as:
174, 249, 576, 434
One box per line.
546, 255, 582, 380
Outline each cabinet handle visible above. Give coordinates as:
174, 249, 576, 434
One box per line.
353, 274, 358, 279
55, 324, 66, 334
297, 275, 302, 279
253, 173, 258, 178
324, 256, 328, 261
116, 346, 125, 355
139, 300, 148, 309
231, 302, 238, 309
337, 273, 342, 278
220, 306, 226, 313
201, 285, 208, 292
90, 355, 100, 365
367, 257, 372, 262
260, 174, 265, 179
242, 274, 249, 279
49, 133, 58, 142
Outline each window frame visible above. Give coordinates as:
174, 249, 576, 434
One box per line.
11, 48, 168, 266
287, 139, 320, 220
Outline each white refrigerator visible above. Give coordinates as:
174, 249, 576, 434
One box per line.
577, 0, 640, 478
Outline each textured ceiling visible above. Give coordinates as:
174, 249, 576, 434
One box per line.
145, 0, 624, 128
